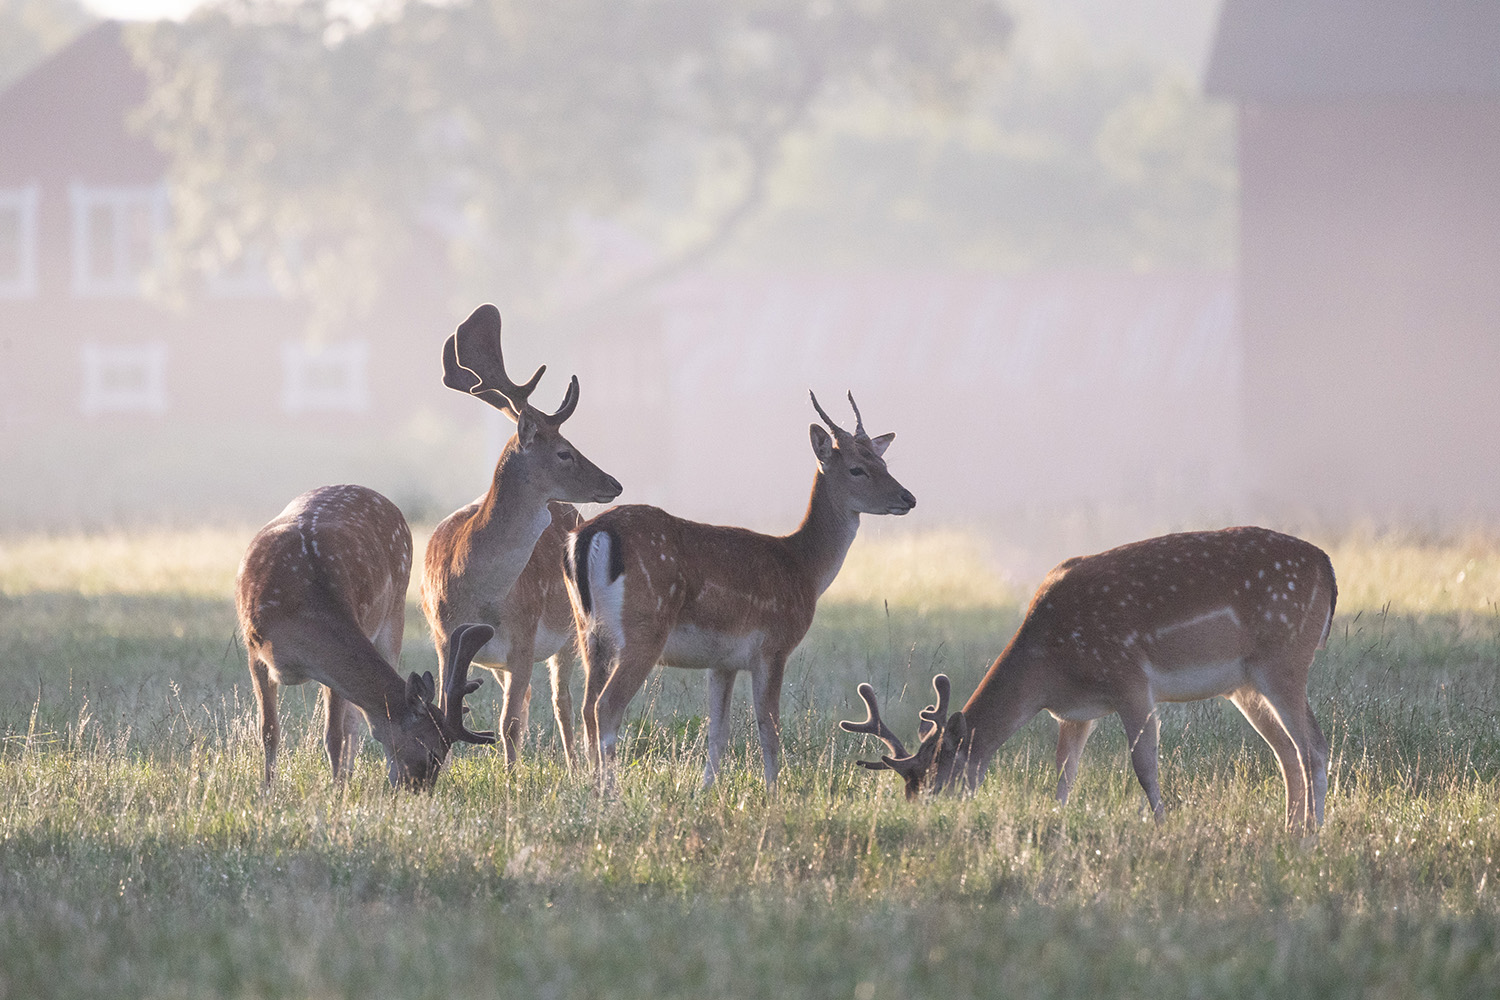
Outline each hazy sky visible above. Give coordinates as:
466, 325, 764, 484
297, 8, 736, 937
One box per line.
79, 0, 1225, 73
83, 0, 200, 20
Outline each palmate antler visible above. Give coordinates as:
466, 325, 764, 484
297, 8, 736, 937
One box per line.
438, 623, 498, 746
443, 304, 580, 426
917, 674, 951, 742
840, 674, 957, 778
838, 682, 908, 769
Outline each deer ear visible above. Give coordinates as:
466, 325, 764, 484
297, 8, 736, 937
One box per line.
944, 711, 969, 747
406, 671, 436, 707
809, 424, 835, 464
516, 410, 540, 448
868, 432, 894, 457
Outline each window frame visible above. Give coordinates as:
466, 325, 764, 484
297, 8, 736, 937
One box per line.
0, 183, 40, 298
280, 339, 371, 414
79, 342, 169, 416
69, 182, 169, 298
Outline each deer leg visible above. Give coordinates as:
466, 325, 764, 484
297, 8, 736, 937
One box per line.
1238, 663, 1325, 831
1259, 652, 1327, 830
322, 685, 359, 780
579, 630, 616, 775
1228, 687, 1308, 829
1054, 718, 1096, 805
703, 668, 738, 789
549, 649, 577, 771
1117, 700, 1164, 822
1304, 697, 1330, 826
594, 628, 671, 777
748, 653, 787, 789
249, 655, 279, 787
499, 659, 535, 765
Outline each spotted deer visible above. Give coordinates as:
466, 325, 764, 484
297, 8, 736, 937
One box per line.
421, 304, 621, 765
236, 484, 497, 790
565, 392, 917, 789
841, 527, 1336, 830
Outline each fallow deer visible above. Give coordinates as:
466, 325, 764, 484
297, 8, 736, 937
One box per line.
565, 392, 916, 789
421, 304, 621, 764
236, 484, 497, 790
841, 527, 1336, 830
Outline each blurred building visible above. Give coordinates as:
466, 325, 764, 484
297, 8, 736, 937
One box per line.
0, 22, 464, 525
0, 21, 452, 432
567, 272, 1240, 535
1, 20, 1239, 536
1207, 0, 1500, 520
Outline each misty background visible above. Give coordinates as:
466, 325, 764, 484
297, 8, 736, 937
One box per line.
1, 0, 1496, 570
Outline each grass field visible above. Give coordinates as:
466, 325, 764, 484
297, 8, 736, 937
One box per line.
2, 525, 1500, 998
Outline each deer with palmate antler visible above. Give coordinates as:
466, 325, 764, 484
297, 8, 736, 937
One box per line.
237, 484, 497, 790
842, 527, 1336, 830
565, 391, 916, 789
421, 304, 622, 766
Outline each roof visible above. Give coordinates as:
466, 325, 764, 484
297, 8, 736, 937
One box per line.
1205, 0, 1500, 100
0, 21, 161, 182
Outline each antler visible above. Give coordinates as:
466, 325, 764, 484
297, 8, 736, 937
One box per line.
917, 674, 952, 741
439, 623, 498, 746
444, 305, 584, 427
810, 389, 873, 443
838, 682, 909, 768
443, 304, 545, 419
845, 391, 868, 441
809, 390, 851, 439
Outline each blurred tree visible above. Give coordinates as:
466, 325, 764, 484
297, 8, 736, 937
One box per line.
126, 0, 1012, 330
0, 0, 94, 90
725, 38, 1236, 271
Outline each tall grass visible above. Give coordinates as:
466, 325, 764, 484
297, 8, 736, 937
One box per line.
2, 526, 1499, 998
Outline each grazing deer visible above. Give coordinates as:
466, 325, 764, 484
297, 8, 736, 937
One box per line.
421, 304, 621, 765
566, 391, 916, 789
841, 527, 1336, 830
236, 484, 497, 790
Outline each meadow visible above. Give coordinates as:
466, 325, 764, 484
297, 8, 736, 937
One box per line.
2, 524, 1500, 998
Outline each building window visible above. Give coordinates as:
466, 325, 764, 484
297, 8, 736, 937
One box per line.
80, 343, 168, 415
70, 183, 169, 297
0, 184, 39, 298
281, 340, 370, 413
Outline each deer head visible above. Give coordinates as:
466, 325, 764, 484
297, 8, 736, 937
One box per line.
809, 391, 916, 517
444, 304, 622, 505
839, 674, 970, 799
386, 622, 498, 791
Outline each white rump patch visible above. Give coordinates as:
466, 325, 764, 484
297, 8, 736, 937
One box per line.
586, 531, 626, 650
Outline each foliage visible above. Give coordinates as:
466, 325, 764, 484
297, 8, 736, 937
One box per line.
730, 38, 1237, 271
2, 528, 1500, 996
125, 0, 1012, 331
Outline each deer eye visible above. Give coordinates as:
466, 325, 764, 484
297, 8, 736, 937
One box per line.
849, 467, 867, 477
557, 450, 574, 461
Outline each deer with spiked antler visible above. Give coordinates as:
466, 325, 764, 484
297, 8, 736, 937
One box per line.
565, 391, 916, 789
421, 304, 622, 766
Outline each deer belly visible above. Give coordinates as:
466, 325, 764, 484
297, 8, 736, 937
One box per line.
1139, 606, 1253, 701
661, 625, 765, 671
471, 632, 513, 668
531, 622, 572, 661
1142, 657, 1247, 702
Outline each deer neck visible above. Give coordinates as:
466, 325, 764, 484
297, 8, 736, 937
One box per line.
463, 443, 556, 595
786, 471, 861, 597
959, 641, 1048, 768
298, 606, 411, 736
